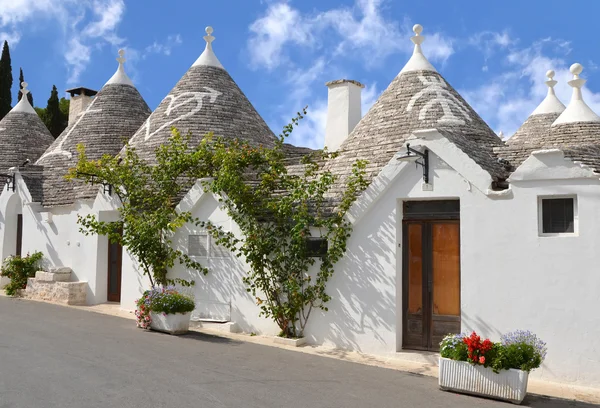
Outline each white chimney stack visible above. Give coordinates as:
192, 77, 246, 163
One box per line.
324, 79, 365, 151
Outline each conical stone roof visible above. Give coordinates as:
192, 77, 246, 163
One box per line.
324, 25, 507, 210
35, 50, 151, 207
0, 83, 54, 190
508, 70, 565, 146
128, 27, 277, 163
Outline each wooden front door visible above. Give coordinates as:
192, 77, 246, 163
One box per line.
16, 214, 22, 257
402, 201, 461, 351
107, 233, 123, 303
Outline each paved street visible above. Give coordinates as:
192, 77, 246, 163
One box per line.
0, 297, 596, 408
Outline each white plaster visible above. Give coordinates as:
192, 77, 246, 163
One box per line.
324, 80, 364, 151
104, 49, 135, 87
406, 76, 472, 125
132, 88, 221, 145
531, 70, 566, 116
399, 24, 437, 74
552, 63, 600, 125
192, 26, 224, 69
509, 149, 598, 181
11, 83, 36, 114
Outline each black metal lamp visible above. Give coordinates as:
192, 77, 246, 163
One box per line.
76, 172, 112, 196
396, 143, 430, 184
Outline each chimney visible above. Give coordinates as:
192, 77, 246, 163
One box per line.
65, 87, 98, 125
324, 79, 364, 151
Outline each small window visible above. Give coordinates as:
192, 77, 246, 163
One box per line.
188, 234, 208, 257
306, 237, 328, 257
540, 197, 575, 234
188, 233, 230, 258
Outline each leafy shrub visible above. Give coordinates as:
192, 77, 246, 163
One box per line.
135, 286, 195, 329
0, 252, 44, 296
440, 330, 547, 373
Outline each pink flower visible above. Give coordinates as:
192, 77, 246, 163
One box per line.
479, 356, 485, 364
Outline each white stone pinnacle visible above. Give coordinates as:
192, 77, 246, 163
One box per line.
531, 69, 566, 115
11, 81, 36, 114
552, 63, 600, 126
399, 24, 437, 75
105, 48, 134, 87
192, 26, 225, 69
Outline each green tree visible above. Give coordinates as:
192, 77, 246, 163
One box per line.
59, 97, 70, 130
68, 130, 207, 287
17, 68, 34, 106
44, 85, 67, 138
195, 109, 368, 338
0, 40, 13, 120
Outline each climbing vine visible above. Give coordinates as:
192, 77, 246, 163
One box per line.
195, 109, 369, 338
68, 130, 208, 287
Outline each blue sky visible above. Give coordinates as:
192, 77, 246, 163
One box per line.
1, 0, 599, 148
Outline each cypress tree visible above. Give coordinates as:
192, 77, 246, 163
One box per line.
17, 68, 34, 106
45, 85, 65, 138
0, 40, 13, 120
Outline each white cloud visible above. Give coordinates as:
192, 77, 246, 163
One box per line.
82, 0, 125, 45
144, 34, 183, 57
249, 0, 453, 148
248, 0, 454, 72
248, 2, 312, 70
0, 0, 127, 83
0, 31, 21, 46
461, 38, 600, 138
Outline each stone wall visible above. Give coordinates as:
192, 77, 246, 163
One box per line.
23, 268, 87, 305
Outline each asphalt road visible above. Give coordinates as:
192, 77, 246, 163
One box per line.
0, 297, 595, 408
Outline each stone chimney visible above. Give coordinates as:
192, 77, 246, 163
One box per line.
324, 79, 364, 151
65, 87, 98, 125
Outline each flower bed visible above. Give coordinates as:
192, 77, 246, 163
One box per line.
439, 331, 547, 404
135, 286, 195, 334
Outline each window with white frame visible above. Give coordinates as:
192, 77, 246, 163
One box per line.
539, 196, 577, 235
188, 232, 230, 258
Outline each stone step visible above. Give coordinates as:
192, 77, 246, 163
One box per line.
35, 268, 72, 282
190, 321, 241, 333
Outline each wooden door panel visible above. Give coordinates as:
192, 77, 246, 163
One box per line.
430, 222, 460, 349
402, 202, 461, 351
403, 222, 427, 349
107, 232, 123, 303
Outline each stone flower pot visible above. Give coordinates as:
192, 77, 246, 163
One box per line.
439, 357, 529, 404
150, 312, 191, 335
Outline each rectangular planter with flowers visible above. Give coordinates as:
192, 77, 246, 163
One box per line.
439, 331, 547, 405
135, 286, 195, 335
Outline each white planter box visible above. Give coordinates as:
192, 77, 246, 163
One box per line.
150, 312, 191, 335
439, 357, 529, 404
273, 336, 306, 347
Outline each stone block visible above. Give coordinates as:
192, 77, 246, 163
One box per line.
23, 276, 87, 305
35, 271, 71, 282
48, 267, 72, 274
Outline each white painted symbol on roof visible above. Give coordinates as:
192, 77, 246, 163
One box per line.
38, 98, 103, 161
134, 87, 222, 143
406, 75, 472, 125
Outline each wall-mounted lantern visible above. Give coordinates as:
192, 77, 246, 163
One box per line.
396, 143, 430, 184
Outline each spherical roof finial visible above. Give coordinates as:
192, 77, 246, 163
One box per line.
413, 24, 423, 35
206, 26, 214, 35
570, 63, 583, 76
546, 70, 555, 80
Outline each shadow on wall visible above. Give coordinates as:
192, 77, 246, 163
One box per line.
305, 213, 397, 353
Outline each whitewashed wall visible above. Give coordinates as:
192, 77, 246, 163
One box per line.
305, 145, 600, 388
0, 175, 120, 304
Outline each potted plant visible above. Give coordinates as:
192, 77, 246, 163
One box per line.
439, 330, 547, 404
135, 286, 195, 335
